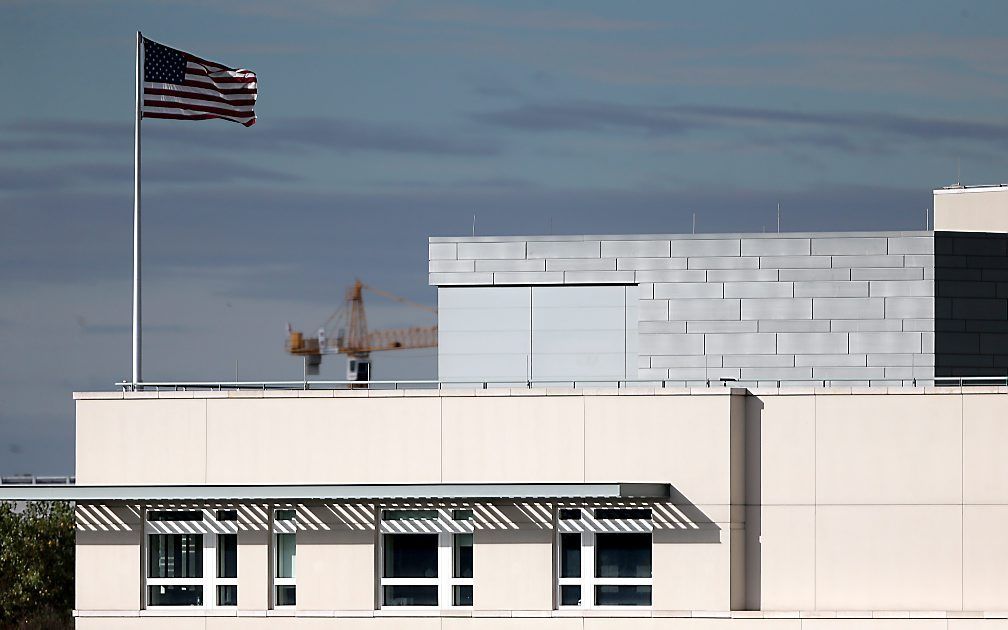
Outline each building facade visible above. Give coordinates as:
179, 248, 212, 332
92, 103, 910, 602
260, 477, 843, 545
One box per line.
3, 185, 1008, 629
65, 385, 1008, 628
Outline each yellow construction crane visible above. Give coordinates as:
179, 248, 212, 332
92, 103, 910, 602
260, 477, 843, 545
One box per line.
285, 280, 437, 381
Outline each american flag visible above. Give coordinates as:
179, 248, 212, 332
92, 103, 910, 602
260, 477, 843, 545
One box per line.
142, 37, 257, 127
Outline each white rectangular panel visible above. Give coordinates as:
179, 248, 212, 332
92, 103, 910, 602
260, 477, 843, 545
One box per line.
532, 285, 629, 381
438, 287, 531, 382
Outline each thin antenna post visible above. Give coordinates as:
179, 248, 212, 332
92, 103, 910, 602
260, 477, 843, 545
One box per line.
777, 202, 781, 233
692, 212, 696, 235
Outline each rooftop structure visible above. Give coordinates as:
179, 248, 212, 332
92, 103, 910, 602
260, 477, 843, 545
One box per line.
429, 186, 1008, 386
3, 186, 1007, 628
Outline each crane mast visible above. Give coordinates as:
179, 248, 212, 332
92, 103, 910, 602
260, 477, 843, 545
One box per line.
285, 280, 437, 383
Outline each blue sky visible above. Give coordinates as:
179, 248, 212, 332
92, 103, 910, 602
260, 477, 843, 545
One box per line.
2, 0, 1008, 474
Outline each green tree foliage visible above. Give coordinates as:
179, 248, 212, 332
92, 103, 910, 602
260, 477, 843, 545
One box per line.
0, 501, 74, 629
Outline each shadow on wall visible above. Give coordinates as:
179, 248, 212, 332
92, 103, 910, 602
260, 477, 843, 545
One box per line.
745, 396, 762, 610
653, 485, 721, 544
935, 232, 1008, 377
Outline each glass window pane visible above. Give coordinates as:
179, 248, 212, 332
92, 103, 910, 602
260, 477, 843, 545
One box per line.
452, 509, 473, 521
275, 509, 296, 521
216, 509, 238, 521
453, 585, 473, 606
383, 534, 437, 578
383, 585, 438, 606
559, 508, 581, 520
560, 584, 581, 606
148, 585, 203, 606
594, 584, 652, 606
382, 509, 438, 521
148, 510, 203, 521
218, 534, 237, 578
148, 534, 203, 578
217, 585, 237, 607
275, 585, 296, 606
559, 533, 581, 578
594, 508, 652, 520
275, 533, 296, 579
453, 534, 473, 579
595, 533, 651, 578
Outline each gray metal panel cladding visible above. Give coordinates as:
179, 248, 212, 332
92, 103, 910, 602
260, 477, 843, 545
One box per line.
431, 231, 938, 383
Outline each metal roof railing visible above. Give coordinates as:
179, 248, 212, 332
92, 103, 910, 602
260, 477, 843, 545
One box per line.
0, 475, 75, 485
114, 376, 1008, 393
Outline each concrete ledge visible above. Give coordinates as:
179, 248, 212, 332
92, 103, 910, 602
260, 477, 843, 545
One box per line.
77, 385, 1008, 401
71, 609, 1008, 619
73, 391, 124, 400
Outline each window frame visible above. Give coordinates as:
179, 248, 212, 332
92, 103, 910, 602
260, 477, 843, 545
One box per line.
555, 506, 653, 609
272, 507, 298, 608
378, 507, 474, 609
143, 507, 239, 610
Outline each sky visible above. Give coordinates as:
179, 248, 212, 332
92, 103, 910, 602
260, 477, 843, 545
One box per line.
2, 0, 1008, 475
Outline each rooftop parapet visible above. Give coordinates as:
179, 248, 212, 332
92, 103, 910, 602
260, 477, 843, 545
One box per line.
934, 185, 1008, 233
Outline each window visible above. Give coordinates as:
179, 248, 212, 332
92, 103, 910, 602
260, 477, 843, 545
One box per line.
144, 508, 238, 608
273, 509, 297, 606
379, 508, 474, 607
216, 532, 238, 606
556, 507, 652, 608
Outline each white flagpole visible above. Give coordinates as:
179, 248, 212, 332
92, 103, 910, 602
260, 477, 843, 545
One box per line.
132, 31, 142, 389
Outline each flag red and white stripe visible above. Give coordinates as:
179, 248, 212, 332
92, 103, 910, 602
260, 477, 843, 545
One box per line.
142, 37, 257, 127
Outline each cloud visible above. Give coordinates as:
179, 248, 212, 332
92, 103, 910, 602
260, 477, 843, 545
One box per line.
1, 117, 499, 157
0, 119, 129, 152
0, 180, 932, 293
212, 0, 658, 32
471, 101, 695, 135
675, 105, 1008, 148
146, 118, 499, 156
0, 163, 128, 191
410, 4, 660, 33
472, 100, 1008, 154
0, 157, 295, 192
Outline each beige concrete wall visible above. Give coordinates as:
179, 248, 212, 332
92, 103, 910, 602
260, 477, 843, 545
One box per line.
653, 525, 732, 610
750, 389, 1008, 613
77, 399, 207, 485
76, 389, 741, 615
961, 393, 1008, 611
76, 391, 733, 514
441, 396, 585, 484
75, 504, 141, 610
297, 506, 376, 611
205, 398, 443, 485
474, 523, 554, 610
934, 186, 1008, 233
816, 505, 963, 610
74, 387, 1008, 616
237, 524, 269, 611
583, 394, 732, 508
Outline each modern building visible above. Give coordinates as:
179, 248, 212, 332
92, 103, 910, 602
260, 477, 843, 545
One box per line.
3, 185, 1008, 629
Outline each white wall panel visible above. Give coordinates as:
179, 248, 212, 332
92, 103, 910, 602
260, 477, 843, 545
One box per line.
438, 286, 531, 383
438, 284, 638, 383
532, 285, 631, 382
